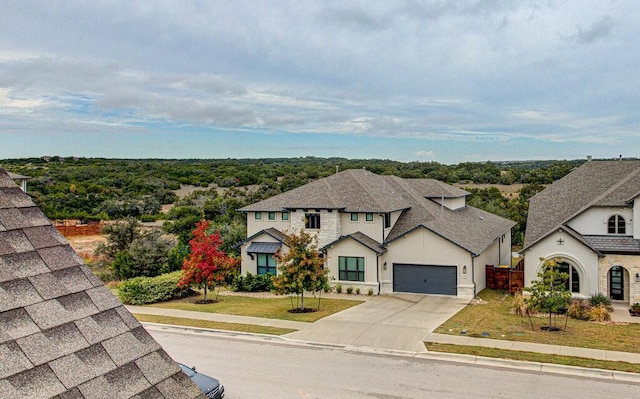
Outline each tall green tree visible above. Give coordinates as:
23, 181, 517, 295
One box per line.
272, 230, 329, 311
524, 258, 571, 330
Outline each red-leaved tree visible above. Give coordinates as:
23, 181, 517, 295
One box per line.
179, 220, 239, 303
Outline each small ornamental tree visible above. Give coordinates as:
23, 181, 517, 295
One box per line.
179, 220, 239, 303
524, 258, 571, 331
272, 230, 329, 311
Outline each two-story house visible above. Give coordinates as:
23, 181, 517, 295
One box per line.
522, 160, 640, 305
238, 169, 514, 298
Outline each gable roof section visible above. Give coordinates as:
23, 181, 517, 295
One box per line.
0, 169, 203, 399
322, 232, 385, 255
234, 227, 288, 249
384, 176, 514, 256
524, 160, 640, 250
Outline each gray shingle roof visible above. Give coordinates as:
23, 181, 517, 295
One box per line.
0, 169, 204, 399
322, 232, 385, 255
239, 169, 411, 213
242, 169, 514, 256
524, 160, 640, 250
385, 176, 514, 255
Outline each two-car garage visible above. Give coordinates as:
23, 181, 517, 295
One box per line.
393, 264, 457, 295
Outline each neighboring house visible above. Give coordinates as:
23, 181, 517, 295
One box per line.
7, 171, 31, 192
0, 168, 203, 399
237, 169, 514, 298
522, 160, 640, 305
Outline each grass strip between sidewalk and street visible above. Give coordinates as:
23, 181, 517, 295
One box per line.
425, 342, 640, 374
133, 313, 297, 336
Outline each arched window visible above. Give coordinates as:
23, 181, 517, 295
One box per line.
556, 262, 580, 293
608, 215, 626, 234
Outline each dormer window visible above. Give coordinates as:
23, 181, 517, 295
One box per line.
608, 215, 626, 234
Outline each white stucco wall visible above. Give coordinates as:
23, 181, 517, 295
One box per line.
432, 196, 466, 210
246, 211, 291, 237
324, 238, 380, 294
381, 227, 473, 297
340, 212, 384, 242
567, 207, 633, 236
523, 231, 599, 297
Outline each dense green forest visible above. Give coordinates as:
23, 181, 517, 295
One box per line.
2, 156, 597, 283
1, 156, 588, 252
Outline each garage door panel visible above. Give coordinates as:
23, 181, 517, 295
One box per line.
393, 264, 457, 295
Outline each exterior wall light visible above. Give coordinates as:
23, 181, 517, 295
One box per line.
463, 265, 467, 274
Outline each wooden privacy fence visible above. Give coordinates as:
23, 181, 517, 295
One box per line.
54, 221, 105, 237
486, 259, 524, 294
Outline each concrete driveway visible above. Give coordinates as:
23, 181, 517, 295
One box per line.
287, 294, 468, 352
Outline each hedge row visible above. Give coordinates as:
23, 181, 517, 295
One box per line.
118, 271, 193, 305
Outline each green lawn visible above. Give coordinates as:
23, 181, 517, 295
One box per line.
146, 293, 364, 323
434, 289, 640, 353
426, 343, 640, 374
133, 313, 296, 335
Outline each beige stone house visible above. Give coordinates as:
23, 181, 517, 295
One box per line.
522, 160, 640, 305
238, 169, 514, 298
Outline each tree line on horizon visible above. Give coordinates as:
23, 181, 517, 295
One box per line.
1, 156, 589, 249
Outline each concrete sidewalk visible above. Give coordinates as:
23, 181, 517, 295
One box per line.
129, 299, 640, 367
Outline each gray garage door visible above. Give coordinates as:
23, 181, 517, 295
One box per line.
393, 264, 457, 295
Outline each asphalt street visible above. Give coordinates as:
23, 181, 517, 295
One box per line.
148, 325, 640, 399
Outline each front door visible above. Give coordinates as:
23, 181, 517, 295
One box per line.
610, 266, 624, 300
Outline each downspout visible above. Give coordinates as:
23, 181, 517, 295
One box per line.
376, 256, 380, 295
472, 256, 477, 298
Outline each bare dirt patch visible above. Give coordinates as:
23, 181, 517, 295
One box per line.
66, 235, 106, 254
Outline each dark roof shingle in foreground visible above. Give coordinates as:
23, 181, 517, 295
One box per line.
0, 169, 203, 399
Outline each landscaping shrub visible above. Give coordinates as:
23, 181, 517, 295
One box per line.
589, 304, 611, 322
567, 299, 591, 321
355, 287, 361, 295
231, 272, 274, 292
335, 284, 342, 293
590, 292, 613, 311
510, 291, 528, 316
118, 271, 193, 305
346, 286, 353, 294
367, 288, 374, 296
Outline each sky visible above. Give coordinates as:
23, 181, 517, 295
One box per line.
1, 1, 639, 164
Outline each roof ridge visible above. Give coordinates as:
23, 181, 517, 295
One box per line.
591, 163, 640, 205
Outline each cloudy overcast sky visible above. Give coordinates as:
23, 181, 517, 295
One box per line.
1, 1, 638, 163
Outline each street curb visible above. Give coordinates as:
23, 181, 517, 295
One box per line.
143, 322, 640, 384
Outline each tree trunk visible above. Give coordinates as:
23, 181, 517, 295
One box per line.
203, 285, 208, 302
300, 291, 305, 310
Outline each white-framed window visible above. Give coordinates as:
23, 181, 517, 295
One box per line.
365, 213, 373, 222
255, 212, 262, 220
268, 211, 276, 220
282, 211, 289, 221
608, 215, 626, 234
350, 213, 358, 222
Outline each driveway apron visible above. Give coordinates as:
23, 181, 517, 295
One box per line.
287, 294, 468, 352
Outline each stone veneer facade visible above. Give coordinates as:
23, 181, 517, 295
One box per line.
598, 254, 640, 304
289, 209, 341, 248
